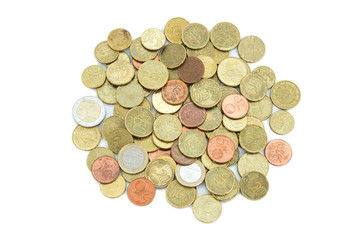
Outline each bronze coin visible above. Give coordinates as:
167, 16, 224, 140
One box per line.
207, 135, 235, 163
178, 56, 204, 84
161, 79, 189, 105
265, 139, 292, 166
170, 140, 197, 165
91, 156, 120, 184
127, 177, 156, 206
148, 149, 171, 161
179, 102, 206, 127
222, 93, 249, 119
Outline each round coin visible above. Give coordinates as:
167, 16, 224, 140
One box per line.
170, 140, 197, 165
197, 55, 217, 78
138, 60, 168, 90
210, 22, 240, 51
153, 155, 177, 173
269, 110, 295, 135
240, 73, 268, 101
86, 147, 115, 171
239, 125, 268, 153
247, 116, 265, 129
240, 171, 269, 200
270, 80, 301, 110
175, 160, 206, 187
164, 17, 190, 44
152, 90, 182, 114
248, 95, 273, 121
125, 107, 154, 137
179, 102, 206, 128
81, 65, 106, 89
122, 170, 145, 183
178, 56, 204, 84
201, 152, 229, 170
96, 80, 117, 104
107, 28, 132, 51
91, 156, 120, 184
205, 167, 235, 195
209, 127, 238, 149
116, 80, 144, 108
253, 66, 276, 89
213, 178, 239, 202
130, 37, 158, 62
127, 177, 156, 206
218, 58, 250, 86
192, 195, 222, 223
265, 139, 292, 166
100, 175, 126, 198
145, 159, 174, 188
141, 28, 166, 50
166, 180, 196, 208
221, 93, 249, 119
223, 115, 247, 132
207, 135, 235, 163
72, 96, 105, 127
101, 115, 125, 141
161, 79, 188, 105
217, 86, 239, 107
153, 114, 182, 142
72, 125, 101, 151
94, 41, 119, 64
178, 130, 207, 158
106, 128, 133, 154
190, 78, 221, 108
152, 134, 173, 150
198, 106, 222, 131
182, 23, 209, 49
118, 143, 148, 174
187, 41, 229, 64
106, 60, 135, 86
238, 36, 265, 63
237, 153, 269, 177
159, 43, 186, 68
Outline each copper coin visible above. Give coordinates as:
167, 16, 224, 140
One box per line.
148, 149, 171, 161
132, 58, 143, 70
182, 126, 206, 137
179, 102, 206, 127
127, 177, 156, 206
265, 139, 292, 166
178, 56, 204, 84
161, 79, 189, 105
222, 93, 249, 119
170, 140, 197, 165
207, 135, 235, 163
91, 156, 120, 183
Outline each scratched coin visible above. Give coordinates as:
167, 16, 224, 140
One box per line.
72, 96, 105, 127
240, 171, 269, 200
127, 177, 156, 206
192, 194, 222, 223
166, 180, 196, 208
118, 143, 148, 174
91, 156, 120, 184
161, 79, 188, 105
265, 139, 292, 166
145, 159, 174, 188
175, 160, 206, 187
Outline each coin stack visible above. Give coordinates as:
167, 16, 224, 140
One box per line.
72, 17, 300, 223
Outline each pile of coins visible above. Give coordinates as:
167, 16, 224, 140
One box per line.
72, 17, 300, 223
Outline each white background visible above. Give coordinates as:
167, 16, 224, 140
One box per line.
1, 0, 359, 239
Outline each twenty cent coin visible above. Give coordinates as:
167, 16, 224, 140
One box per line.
240, 171, 269, 200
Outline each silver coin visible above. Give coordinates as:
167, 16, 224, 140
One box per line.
118, 143, 148, 174
175, 160, 206, 187
72, 96, 105, 127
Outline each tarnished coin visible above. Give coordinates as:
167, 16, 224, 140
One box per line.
97, 80, 117, 104
201, 152, 229, 170
125, 107, 154, 138
238, 36, 265, 63
187, 41, 229, 64
94, 41, 119, 64
116, 80, 144, 108
152, 90, 181, 114
72, 96, 105, 127
153, 114, 182, 142
130, 37, 158, 62
193, 194, 222, 223
218, 58, 250, 86
86, 147, 115, 171
141, 28, 166, 50
175, 160, 206, 187
134, 134, 158, 152
240, 171, 269, 200
221, 93, 249, 119
161, 79, 188, 105
265, 139, 292, 166
166, 180, 196, 208
238, 153, 269, 177
81, 65, 106, 89
91, 156, 120, 184
182, 23, 209, 49
122, 170, 146, 183
207, 135, 235, 163
145, 159, 174, 188
190, 78, 221, 108
178, 56, 204, 84
106, 60, 135, 86
100, 175, 126, 198
247, 116, 265, 129
178, 130, 207, 158
212, 170, 239, 202
198, 106, 222, 131
253, 66, 276, 89
270, 80, 301, 110
197, 55, 217, 78
210, 127, 238, 149
210, 22, 240, 51
127, 177, 155, 206
107, 128, 133, 154
205, 167, 235, 195
159, 43, 186, 68
223, 115, 247, 132
168, 68, 180, 80
248, 96, 273, 121
240, 73, 268, 101
164, 17, 190, 44
72, 125, 101, 151
239, 125, 268, 153
149, 149, 171, 161
118, 143, 148, 174
179, 102, 206, 128
107, 28, 132, 51
217, 86, 239, 107
101, 115, 125, 141
138, 60, 168, 90
171, 140, 197, 165
269, 110, 295, 135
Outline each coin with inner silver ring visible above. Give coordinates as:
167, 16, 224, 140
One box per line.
72, 96, 106, 127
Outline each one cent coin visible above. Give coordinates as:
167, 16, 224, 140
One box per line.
207, 135, 235, 163
179, 102, 206, 127
265, 139, 292, 166
91, 156, 120, 184
161, 79, 189, 105
222, 93, 249, 119
178, 56, 204, 84
170, 140, 197, 165
127, 177, 156, 206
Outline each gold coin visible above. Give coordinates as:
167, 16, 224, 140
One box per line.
159, 43, 186, 69
164, 17, 190, 44
205, 167, 235, 195
130, 37, 158, 62
81, 65, 106, 89
118, 143, 148, 174
269, 110, 295, 135
166, 180, 196, 208
209, 127, 238, 148
152, 134, 173, 149
145, 159, 174, 188
238, 153, 269, 177
218, 57, 250, 86
240, 171, 269, 200
101, 115, 125, 141
187, 41, 229, 64
239, 125, 268, 153
138, 60, 168, 90
141, 28, 166, 50
190, 78, 221, 108
107, 128, 133, 153
227, 147, 240, 167
182, 23, 209, 49
253, 66, 276, 89
107, 28, 132, 51
198, 106, 222, 131
122, 170, 145, 183
217, 86, 239, 107
100, 175, 126, 198
178, 129, 207, 158
248, 96, 273, 120
238, 36, 265, 63
72, 125, 101, 151
106, 52, 131, 68
94, 41, 119, 64
115, 80, 144, 108
106, 60, 135, 86
125, 107, 154, 138
247, 116, 265, 129
133, 72, 152, 97
152, 90, 181, 114
86, 147, 115, 170
240, 73, 268, 101
134, 134, 159, 152
168, 68, 180, 80
212, 171, 239, 202
270, 80, 301, 110
210, 22, 240, 51
201, 152, 229, 170
153, 114, 182, 142
97, 80, 117, 104
193, 194, 222, 223
197, 55, 217, 78
154, 155, 176, 173
223, 115, 247, 132
210, 73, 221, 85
